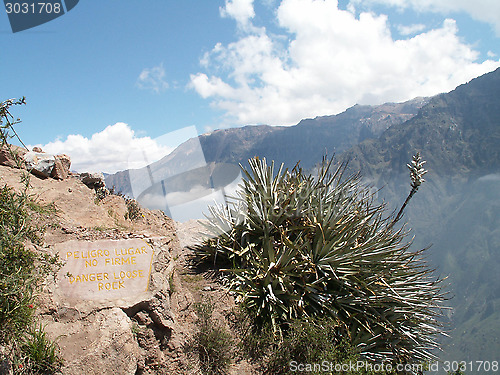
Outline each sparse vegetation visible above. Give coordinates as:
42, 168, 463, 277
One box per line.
14, 323, 63, 375
263, 317, 393, 375
1, 98, 63, 374
232, 306, 274, 361
131, 322, 142, 337
232, 306, 397, 374
184, 300, 234, 375
94, 186, 109, 203
197, 156, 446, 365
125, 198, 142, 221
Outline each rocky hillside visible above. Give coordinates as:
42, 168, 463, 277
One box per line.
0, 147, 250, 374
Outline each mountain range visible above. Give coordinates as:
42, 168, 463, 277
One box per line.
105, 96, 428, 198
105, 67, 500, 367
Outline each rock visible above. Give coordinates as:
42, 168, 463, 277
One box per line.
0, 144, 27, 169
79, 172, 105, 189
44, 308, 140, 375
1, 145, 71, 180
134, 311, 152, 326
23, 151, 55, 178
41, 237, 176, 374
57, 153, 71, 171
51, 154, 71, 180
54, 307, 81, 323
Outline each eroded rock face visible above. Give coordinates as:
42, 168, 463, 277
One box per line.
45, 307, 140, 375
79, 172, 105, 189
0, 144, 27, 169
42, 237, 175, 374
24, 151, 56, 178
1, 156, 193, 374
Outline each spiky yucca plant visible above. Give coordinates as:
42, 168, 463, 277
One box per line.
198, 156, 445, 364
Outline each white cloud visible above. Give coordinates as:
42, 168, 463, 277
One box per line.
477, 173, 500, 182
397, 23, 426, 36
137, 63, 169, 93
33, 123, 173, 174
220, 0, 255, 28
350, 0, 500, 36
190, 0, 500, 127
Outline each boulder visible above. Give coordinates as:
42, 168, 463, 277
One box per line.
23, 151, 55, 178
1, 145, 72, 180
42, 237, 174, 374
51, 154, 71, 180
57, 154, 71, 171
44, 308, 140, 375
79, 172, 106, 189
0, 144, 27, 169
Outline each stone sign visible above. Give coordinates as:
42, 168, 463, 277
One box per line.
54, 239, 154, 301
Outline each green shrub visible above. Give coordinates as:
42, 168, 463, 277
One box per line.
232, 306, 275, 361
264, 317, 393, 375
197, 156, 445, 365
233, 308, 396, 374
184, 300, 234, 374
14, 323, 63, 375
1, 97, 63, 374
125, 198, 142, 221
0, 186, 40, 343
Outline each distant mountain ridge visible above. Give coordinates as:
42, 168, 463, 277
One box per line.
342, 67, 500, 180
198, 98, 429, 169
105, 97, 429, 196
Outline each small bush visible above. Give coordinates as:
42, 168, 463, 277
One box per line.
94, 186, 109, 203
14, 323, 63, 375
231, 306, 274, 361
107, 187, 143, 221
125, 198, 142, 221
184, 300, 234, 374
264, 317, 378, 375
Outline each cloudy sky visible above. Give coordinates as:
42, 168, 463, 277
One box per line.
2, 0, 499, 173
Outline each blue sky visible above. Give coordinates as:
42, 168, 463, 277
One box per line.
2, 0, 500, 173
